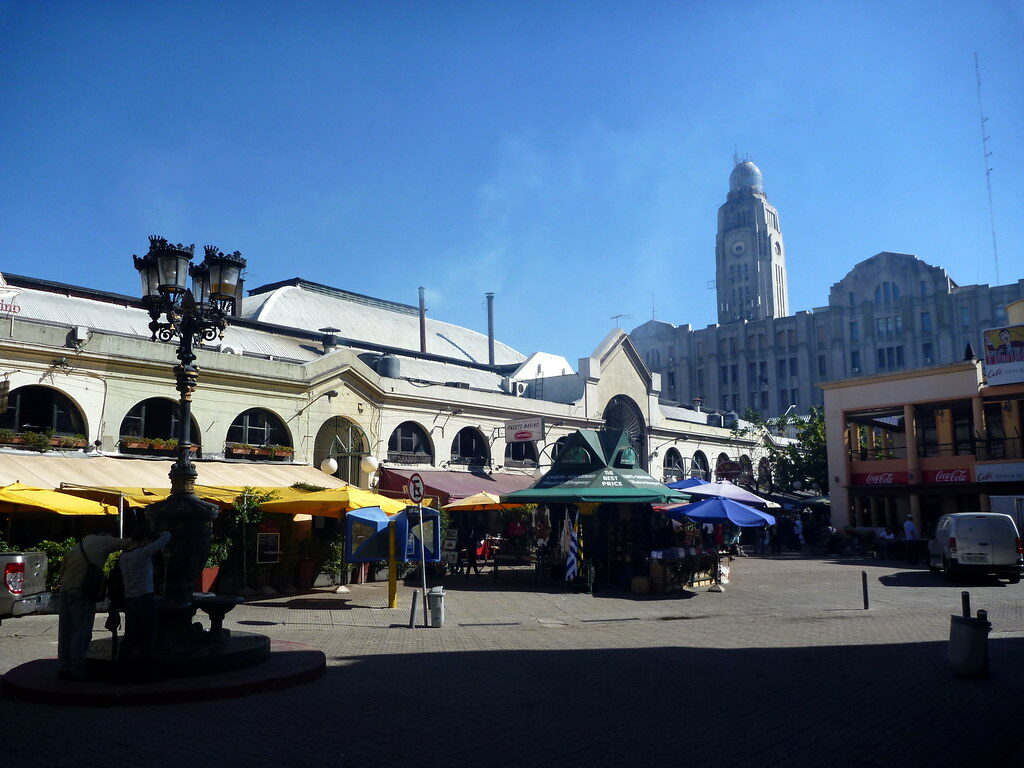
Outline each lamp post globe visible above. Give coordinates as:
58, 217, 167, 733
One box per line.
320, 457, 339, 475
359, 455, 380, 474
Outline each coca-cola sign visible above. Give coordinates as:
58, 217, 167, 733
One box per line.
851, 471, 908, 486
924, 468, 970, 484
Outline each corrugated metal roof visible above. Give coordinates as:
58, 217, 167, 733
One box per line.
384, 355, 507, 391
659, 404, 711, 425
242, 283, 525, 365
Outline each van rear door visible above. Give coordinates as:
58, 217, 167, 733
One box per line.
955, 516, 994, 565
987, 516, 1020, 565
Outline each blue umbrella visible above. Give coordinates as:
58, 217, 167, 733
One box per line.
665, 477, 710, 490
663, 497, 776, 527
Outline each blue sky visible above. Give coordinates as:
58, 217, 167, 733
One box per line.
2, 1, 1022, 363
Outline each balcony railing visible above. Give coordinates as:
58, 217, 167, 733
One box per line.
974, 437, 1023, 461
848, 446, 907, 461
387, 451, 433, 465
916, 441, 976, 458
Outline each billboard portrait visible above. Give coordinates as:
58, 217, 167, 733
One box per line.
982, 325, 1024, 385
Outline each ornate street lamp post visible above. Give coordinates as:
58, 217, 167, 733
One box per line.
133, 236, 246, 637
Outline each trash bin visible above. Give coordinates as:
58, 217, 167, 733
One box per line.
948, 611, 991, 677
427, 586, 445, 628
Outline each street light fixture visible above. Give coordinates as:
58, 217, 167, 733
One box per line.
133, 236, 246, 637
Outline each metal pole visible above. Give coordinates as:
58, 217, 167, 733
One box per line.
419, 503, 428, 627
861, 570, 869, 610
388, 519, 398, 609
961, 591, 971, 618
118, 494, 124, 539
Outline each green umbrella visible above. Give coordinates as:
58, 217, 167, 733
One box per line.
502, 429, 689, 505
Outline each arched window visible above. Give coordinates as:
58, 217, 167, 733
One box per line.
504, 440, 538, 468
451, 427, 489, 467
603, 394, 647, 470
551, 435, 570, 463
757, 457, 773, 491
1, 385, 86, 440
691, 451, 710, 481
387, 421, 433, 465
315, 416, 368, 484
226, 408, 291, 459
119, 397, 201, 456
739, 455, 754, 486
663, 448, 684, 482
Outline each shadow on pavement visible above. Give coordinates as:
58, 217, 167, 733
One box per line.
6, 638, 1023, 767
878, 571, 1009, 589
434, 565, 701, 601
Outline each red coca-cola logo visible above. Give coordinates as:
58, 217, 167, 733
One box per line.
866, 472, 894, 484
933, 469, 968, 483
514, 431, 534, 440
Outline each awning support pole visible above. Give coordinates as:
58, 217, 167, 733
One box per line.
388, 519, 398, 609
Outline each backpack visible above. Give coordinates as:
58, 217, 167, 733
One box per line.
79, 542, 106, 603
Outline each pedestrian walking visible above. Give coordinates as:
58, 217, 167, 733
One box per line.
793, 516, 805, 551
56, 532, 131, 681
117, 524, 171, 681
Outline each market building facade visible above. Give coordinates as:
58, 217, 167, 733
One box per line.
0, 264, 777, 507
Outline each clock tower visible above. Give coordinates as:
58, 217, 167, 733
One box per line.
715, 158, 789, 324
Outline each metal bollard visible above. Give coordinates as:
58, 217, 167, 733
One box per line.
862, 571, 869, 610
408, 590, 419, 629
961, 590, 970, 618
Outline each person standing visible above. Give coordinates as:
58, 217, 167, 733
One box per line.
793, 516, 805, 551
57, 532, 131, 681
117, 525, 171, 681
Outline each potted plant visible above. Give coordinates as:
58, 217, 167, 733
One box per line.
226, 442, 253, 457
21, 429, 54, 453
268, 444, 294, 460
120, 434, 149, 450
0, 428, 19, 445
251, 445, 272, 457
56, 434, 87, 449
200, 536, 232, 593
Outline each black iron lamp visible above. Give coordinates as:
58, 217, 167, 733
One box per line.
132, 235, 246, 633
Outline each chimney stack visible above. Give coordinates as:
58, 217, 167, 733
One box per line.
692, 396, 703, 413
486, 292, 495, 366
418, 287, 427, 354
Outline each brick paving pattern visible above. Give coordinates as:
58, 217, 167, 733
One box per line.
2, 554, 1022, 767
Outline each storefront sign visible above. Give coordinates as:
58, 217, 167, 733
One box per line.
715, 460, 742, 481
975, 462, 1024, 483
923, 468, 971, 484
850, 471, 909, 486
504, 416, 544, 443
981, 325, 1024, 385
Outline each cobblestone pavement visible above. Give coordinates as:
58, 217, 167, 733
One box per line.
3, 554, 1023, 767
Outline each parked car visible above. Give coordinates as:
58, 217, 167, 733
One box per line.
0, 551, 50, 622
928, 513, 1023, 583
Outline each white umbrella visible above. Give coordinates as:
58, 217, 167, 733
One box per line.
682, 480, 777, 508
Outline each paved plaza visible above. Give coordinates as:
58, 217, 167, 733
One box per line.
2, 554, 1023, 767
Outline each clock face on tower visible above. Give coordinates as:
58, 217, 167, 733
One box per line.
731, 240, 746, 257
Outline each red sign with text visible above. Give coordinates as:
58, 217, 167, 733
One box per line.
850, 471, 909, 486
923, 468, 971, 484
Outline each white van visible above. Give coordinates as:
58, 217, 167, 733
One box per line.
928, 513, 1023, 583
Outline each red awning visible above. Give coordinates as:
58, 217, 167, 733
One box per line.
378, 468, 535, 504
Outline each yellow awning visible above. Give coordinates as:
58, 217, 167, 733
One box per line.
441, 491, 523, 511
259, 486, 412, 517
0, 482, 118, 516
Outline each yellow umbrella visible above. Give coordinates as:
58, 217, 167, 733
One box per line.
0, 482, 118, 516
259, 486, 411, 517
441, 491, 524, 512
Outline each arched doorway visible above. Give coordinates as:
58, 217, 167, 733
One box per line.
504, 440, 538, 468
663, 448, 684, 482
757, 457, 773, 492
738, 455, 754, 487
1, 385, 87, 441
314, 416, 368, 485
603, 394, 647, 470
550, 435, 570, 463
691, 450, 710, 481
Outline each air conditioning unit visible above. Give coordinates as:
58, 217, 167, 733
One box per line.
512, 381, 528, 397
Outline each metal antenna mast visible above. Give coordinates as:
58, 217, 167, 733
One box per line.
974, 52, 1000, 284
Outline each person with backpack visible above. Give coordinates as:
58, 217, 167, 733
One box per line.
57, 532, 131, 681
117, 524, 171, 681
